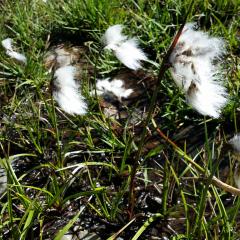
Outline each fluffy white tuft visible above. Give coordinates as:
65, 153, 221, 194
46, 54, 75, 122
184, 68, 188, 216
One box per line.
1, 38, 27, 64
94, 77, 133, 100
103, 25, 147, 70
53, 66, 87, 115
103, 25, 127, 47
169, 23, 228, 118
6, 51, 27, 63
114, 39, 148, 70
2, 38, 13, 50
229, 134, 240, 153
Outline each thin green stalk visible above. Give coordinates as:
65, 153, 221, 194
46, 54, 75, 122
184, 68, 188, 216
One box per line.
131, 213, 163, 240
128, 0, 195, 217
54, 210, 82, 240
162, 159, 169, 215
107, 216, 137, 240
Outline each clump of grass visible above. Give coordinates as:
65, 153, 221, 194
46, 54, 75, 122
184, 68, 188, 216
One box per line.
0, 0, 240, 239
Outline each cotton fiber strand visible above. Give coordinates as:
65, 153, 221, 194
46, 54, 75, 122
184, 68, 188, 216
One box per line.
1, 38, 27, 64
53, 66, 87, 115
103, 25, 147, 70
169, 23, 228, 118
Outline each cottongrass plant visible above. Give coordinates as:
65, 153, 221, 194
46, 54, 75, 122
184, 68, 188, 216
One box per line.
53, 66, 88, 115
169, 23, 228, 118
103, 25, 148, 70
1, 38, 27, 64
1, 1, 240, 239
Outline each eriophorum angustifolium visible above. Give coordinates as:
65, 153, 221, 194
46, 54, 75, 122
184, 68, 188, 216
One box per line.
53, 66, 88, 115
103, 25, 148, 70
1, 1, 240, 239
169, 23, 228, 118
1, 38, 27, 64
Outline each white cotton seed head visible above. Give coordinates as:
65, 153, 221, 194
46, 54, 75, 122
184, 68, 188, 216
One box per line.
6, 50, 27, 64
180, 23, 225, 59
94, 77, 133, 100
229, 134, 240, 153
114, 39, 148, 70
53, 66, 87, 115
103, 25, 148, 70
2, 38, 13, 51
103, 24, 127, 47
54, 66, 77, 88
186, 80, 227, 118
2, 38, 27, 64
170, 62, 195, 92
169, 22, 228, 118
53, 87, 87, 115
